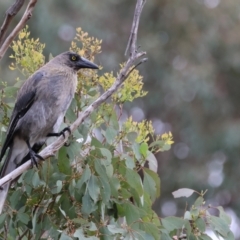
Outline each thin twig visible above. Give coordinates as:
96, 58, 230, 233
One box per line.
0, 0, 25, 46
17, 228, 29, 240
0, 0, 147, 188
125, 0, 146, 56
4, 221, 8, 239
0, 0, 38, 61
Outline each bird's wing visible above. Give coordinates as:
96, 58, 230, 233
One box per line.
0, 72, 44, 161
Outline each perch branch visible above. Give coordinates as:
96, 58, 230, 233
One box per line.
0, 0, 147, 187
0, 0, 25, 46
0, 0, 38, 61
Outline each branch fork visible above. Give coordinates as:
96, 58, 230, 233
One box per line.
0, 0, 38, 61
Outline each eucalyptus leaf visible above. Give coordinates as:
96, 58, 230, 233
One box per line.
125, 168, 143, 196
217, 206, 231, 225
209, 216, 231, 237
172, 188, 195, 198
88, 175, 100, 203
105, 127, 117, 144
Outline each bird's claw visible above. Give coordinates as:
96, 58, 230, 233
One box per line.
29, 152, 44, 168
59, 127, 71, 138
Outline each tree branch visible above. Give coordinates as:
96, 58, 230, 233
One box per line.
0, 0, 25, 46
0, 0, 38, 61
0, 0, 147, 188
125, 0, 146, 56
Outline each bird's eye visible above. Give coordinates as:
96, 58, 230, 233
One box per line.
71, 55, 77, 61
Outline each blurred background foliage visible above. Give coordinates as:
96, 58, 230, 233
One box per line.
1, 0, 240, 237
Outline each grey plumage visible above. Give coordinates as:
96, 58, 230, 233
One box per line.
0, 51, 98, 213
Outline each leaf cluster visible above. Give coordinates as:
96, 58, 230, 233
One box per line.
162, 189, 234, 240
9, 26, 45, 77
0, 26, 233, 240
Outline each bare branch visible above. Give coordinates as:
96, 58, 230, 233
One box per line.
0, 0, 147, 188
125, 0, 146, 56
0, 0, 25, 46
0, 0, 38, 61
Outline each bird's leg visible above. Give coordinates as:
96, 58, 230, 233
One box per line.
47, 127, 71, 139
47, 127, 71, 147
26, 140, 44, 168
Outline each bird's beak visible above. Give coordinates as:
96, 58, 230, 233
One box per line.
78, 57, 99, 69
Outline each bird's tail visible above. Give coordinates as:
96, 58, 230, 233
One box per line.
0, 145, 16, 214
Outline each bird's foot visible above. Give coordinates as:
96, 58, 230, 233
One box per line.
47, 127, 71, 138
26, 140, 44, 168
29, 148, 44, 168
59, 127, 71, 138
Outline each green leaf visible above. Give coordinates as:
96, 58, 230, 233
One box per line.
99, 226, 112, 239
217, 206, 231, 225
105, 127, 117, 144
40, 159, 54, 183
52, 180, 62, 194
125, 155, 135, 169
9, 219, 17, 239
81, 191, 96, 216
194, 196, 204, 207
23, 168, 35, 186
0, 213, 7, 229
99, 176, 111, 204
143, 169, 157, 201
4, 86, 18, 96
91, 137, 103, 148
121, 202, 140, 224
191, 207, 200, 218
109, 176, 120, 198
195, 217, 206, 232
17, 212, 29, 224
74, 228, 99, 239
65, 101, 77, 122
94, 159, 106, 177
161, 216, 187, 232
100, 148, 112, 163
160, 232, 172, 240
209, 215, 231, 237
60, 233, 73, 240
107, 224, 126, 234
144, 168, 161, 198
199, 234, 213, 240
226, 231, 235, 240
68, 179, 76, 198
127, 132, 138, 143
59, 193, 76, 219
10, 189, 23, 208
140, 142, 148, 158
189, 233, 197, 240
76, 165, 91, 189
141, 222, 160, 240
58, 147, 71, 175
184, 211, 192, 220
125, 168, 143, 195
32, 172, 41, 188
133, 143, 141, 160
146, 151, 158, 172
88, 175, 100, 203
66, 141, 82, 159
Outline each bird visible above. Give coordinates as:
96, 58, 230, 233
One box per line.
0, 51, 98, 213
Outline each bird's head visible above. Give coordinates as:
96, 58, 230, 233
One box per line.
53, 51, 99, 71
